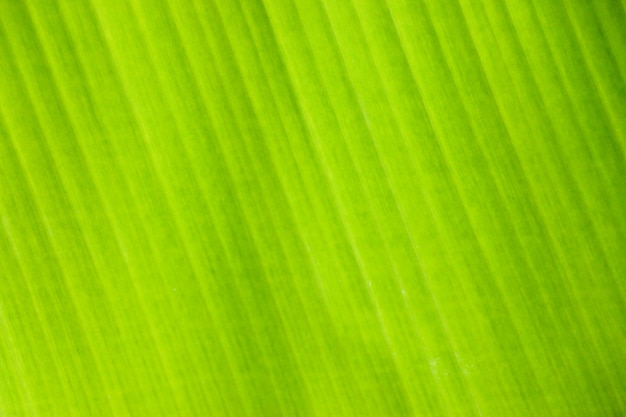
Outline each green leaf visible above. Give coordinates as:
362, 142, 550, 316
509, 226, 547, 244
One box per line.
1, 0, 625, 415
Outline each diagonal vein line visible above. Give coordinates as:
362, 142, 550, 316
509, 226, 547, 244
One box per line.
391, 0, 590, 409
193, 1, 398, 413
561, 0, 626, 145
414, 0, 604, 410
0, 109, 87, 417
0, 17, 124, 415
0, 124, 39, 417
286, 0, 476, 415
454, 0, 624, 406
44, 2, 223, 413
2, 0, 624, 415
70, 1, 261, 414
331, 0, 497, 414
448, 0, 620, 408
177, 1, 361, 413
159, 0, 325, 411
113, 0, 316, 413
33, 0, 224, 412
239, 1, 420, 412
501, 0, 626, 325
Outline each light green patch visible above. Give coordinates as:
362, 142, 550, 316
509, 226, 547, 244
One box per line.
1, 0, 625, 415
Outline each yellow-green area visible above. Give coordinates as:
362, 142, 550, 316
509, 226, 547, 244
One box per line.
1, 0, 625, 415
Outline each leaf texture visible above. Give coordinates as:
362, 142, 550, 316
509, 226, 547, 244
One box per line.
1, 0, 625, 415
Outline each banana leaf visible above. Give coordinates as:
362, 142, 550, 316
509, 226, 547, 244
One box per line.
1, 0, 625, 415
